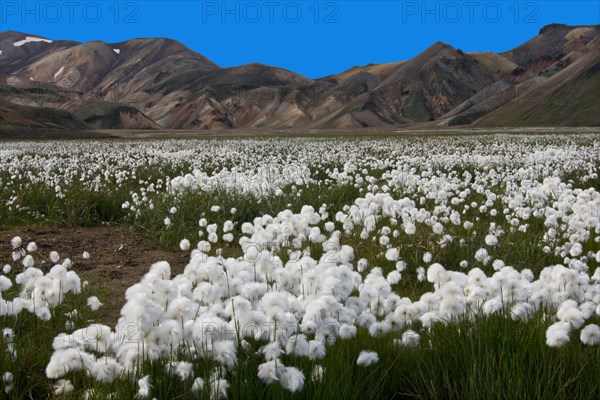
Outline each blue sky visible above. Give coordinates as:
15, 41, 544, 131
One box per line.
1, 1, 599, 78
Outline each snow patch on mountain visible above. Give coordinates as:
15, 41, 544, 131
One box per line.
14, 36, 54, 47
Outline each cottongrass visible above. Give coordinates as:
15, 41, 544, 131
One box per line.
1, 134, 599, 399
357, 351, 379, 367
580, 324, 600, 346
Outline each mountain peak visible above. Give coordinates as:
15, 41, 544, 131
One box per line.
412, 41, 457, 60
539, 23, 570, 35
419, 41, 456, 57
0, 30, 52, 42
429, 41, 453, 50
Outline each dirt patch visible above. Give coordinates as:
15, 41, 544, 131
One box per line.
0, 226, 189, 325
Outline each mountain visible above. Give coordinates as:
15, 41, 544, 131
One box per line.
0, 24, 598, 131
474, 35, 600, 127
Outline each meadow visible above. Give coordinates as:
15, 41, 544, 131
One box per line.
1, 133, 599, 399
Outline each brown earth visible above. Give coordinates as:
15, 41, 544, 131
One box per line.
0, 226, 189, 325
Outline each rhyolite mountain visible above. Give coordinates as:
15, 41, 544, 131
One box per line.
1, 23, 598, 130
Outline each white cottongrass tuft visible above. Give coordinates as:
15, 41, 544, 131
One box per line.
192, 378, 204, 393
423, 252, 433, 263
432, 223, 444, 235
545, 321, 571, 347
580, 324, 600, 346
166, 361, 194, 381
50, 251, 60, 263
485, 234, 499, 246
569, 243, 583, 257
308, 340, 326, 360
53, 379, 74, 395
311, 365, 324, 382
356, 350, 379, 367
3, 371, 13, 385
387, 270, 402, 285
136, 375, 151, 398
280, 366, 305, 392
357, 258, 368, 273
192, 377, 204, 392
385, 248, 399, 261
87, 296, 103, 311
10, 236, 22, 249
22, 255, 34, 268
258, 360, 283, 384
401, 330, 420, 347
212, 340, 237, 368
209, 377, 229, 399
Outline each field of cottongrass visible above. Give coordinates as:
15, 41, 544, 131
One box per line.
1, 133, 600, 399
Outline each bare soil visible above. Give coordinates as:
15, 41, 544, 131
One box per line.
0, 226, 189, 325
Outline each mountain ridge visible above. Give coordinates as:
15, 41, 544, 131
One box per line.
1, 23, 598, 131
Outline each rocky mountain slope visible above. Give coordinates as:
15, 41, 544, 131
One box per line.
1, 23, 598, 130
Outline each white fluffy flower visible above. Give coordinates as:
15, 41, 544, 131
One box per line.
432, 223, 444, 235
569, 243, 583, 257
545, 321, 571, 347
136, 375, 151, 398
401, 330, 420, 347
387, 270, 402, 285
87, 296, 103, 311
280, 366, 305, 392
10, 236, 22, 249
308, 340, 326, 360
357, 258, 368, 273
53, 379, 74, 395
192, 377, 205, 392
580, 324, 600, 346
180, 239, 191, 251
485, 234, 498, 246
311, 365, 324, 382
258, 359, 283, 384
423, 252, 433, 263
2, 372, 13, 383
385, 248, 399, 261
212, 340, 237, 368
356, 350, 378, 366
22, 255, 34, 268
209, 377, 229, 399
50, 251, 60, 263
474, 248, 490, 265
167, 361, 194, 381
